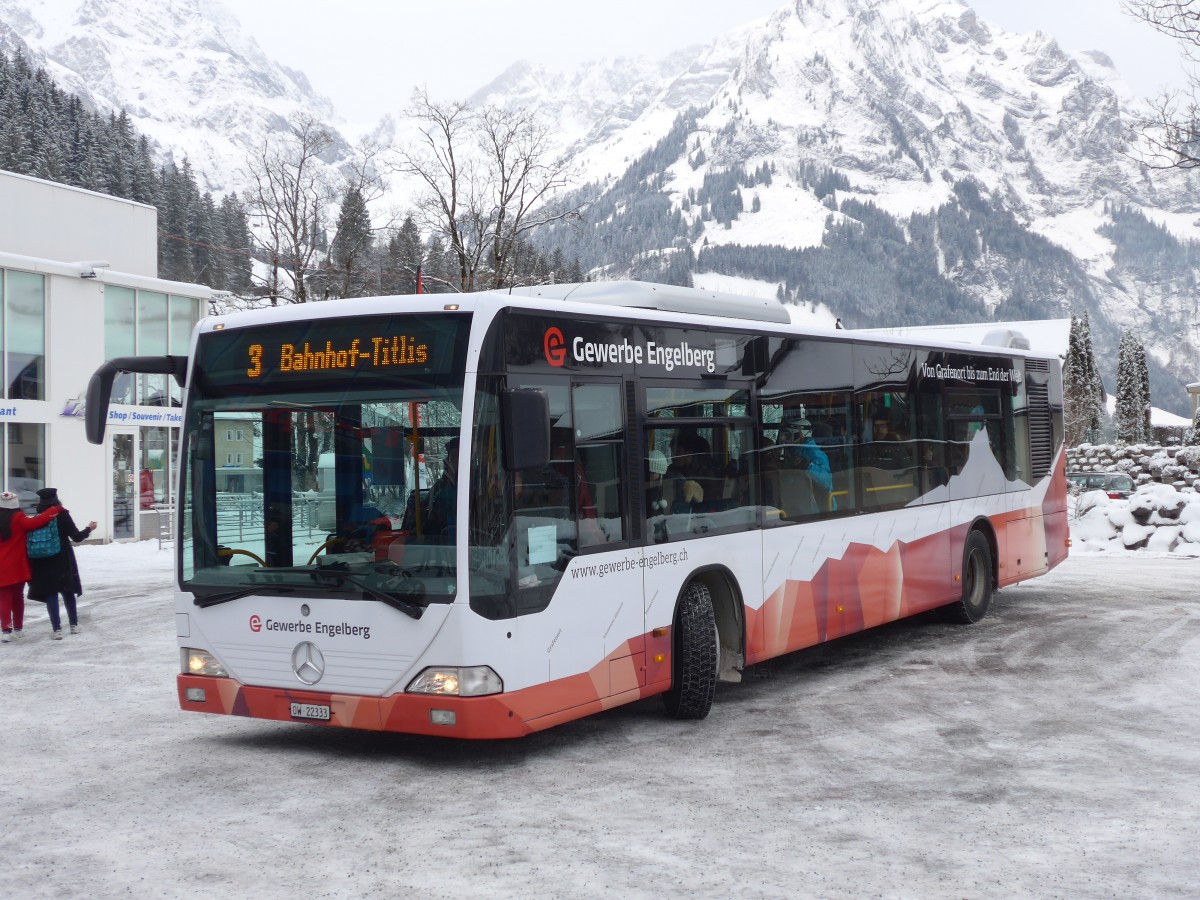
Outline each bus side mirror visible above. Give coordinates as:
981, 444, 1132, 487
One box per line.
84, 366, 119, 444
84, 355, 188, 444
503, 389, 550, 472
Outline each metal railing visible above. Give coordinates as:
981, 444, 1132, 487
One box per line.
139, 495, 329, 550
151, 503, 175, 550
213, 493, 325, 542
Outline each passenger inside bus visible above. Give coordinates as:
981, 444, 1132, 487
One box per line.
865, 418, 906, 470
782, 418, 831, 485
550, 438, 597, 522
777, 416, 832, 514
333, 500, 390, 554
645, 450, 669, 515
665, 429, 729, 514
424, 437, 459, 542
399, 487, 429, 533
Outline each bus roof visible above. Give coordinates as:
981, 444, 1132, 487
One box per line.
197, 281, 1058, 363
503, 280, 792, 324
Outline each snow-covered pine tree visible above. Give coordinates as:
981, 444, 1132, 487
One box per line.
1081, 312, 1105, 437
1114, 331, 1144, 443
1137, 337, 1152, 441
191, 192, 219, 289
158, 158, 198, 283
327, 184, 376, 299
218, 193, 253, 294
1064, 315, 1089, 445
422, 235, 457, 294
381, 216, 424, 296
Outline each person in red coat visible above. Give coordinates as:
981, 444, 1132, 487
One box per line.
0, 491, 61, 642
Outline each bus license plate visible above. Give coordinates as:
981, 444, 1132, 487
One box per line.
291, 702, 330, 721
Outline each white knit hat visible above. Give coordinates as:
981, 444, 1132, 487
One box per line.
648, 450, 668, 475
0, 491, 19, 509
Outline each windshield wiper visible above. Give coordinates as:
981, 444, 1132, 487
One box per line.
193, 585, 297, 608
191, 566, 426, 619
267, 565, 426, 620
316, 569, 425, 620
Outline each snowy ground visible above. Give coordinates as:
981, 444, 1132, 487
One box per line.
3, 536, 1198, 898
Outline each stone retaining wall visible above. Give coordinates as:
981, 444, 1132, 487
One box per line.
1066, 444, 1200, 492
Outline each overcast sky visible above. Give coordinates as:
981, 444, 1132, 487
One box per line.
234, 0, 1192, 126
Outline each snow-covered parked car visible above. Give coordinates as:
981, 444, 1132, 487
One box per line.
1067, 470, 1135, 499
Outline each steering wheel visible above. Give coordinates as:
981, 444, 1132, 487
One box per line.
217, 547, 266, 567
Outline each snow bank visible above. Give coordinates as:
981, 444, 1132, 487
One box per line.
1070, 482, 1200, 557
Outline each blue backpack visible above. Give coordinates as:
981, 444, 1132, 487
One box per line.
27, 521, 61, 559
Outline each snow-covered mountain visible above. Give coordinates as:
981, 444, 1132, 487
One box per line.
0, 0, 341, 194
2, 0, 1199, 411
468, 0, 1200, 413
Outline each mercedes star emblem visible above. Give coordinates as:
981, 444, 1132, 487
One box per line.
291, 641, 325, 685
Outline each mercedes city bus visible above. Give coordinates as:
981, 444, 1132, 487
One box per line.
85, 281, 1068, 738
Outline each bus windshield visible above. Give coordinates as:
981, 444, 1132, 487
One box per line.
178, 314, 469, 610
180, 389, 463, 610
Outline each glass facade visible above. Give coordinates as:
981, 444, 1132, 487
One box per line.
3, 269, 45, 400
105, 286, 203, 537
111, 289, 203, 536
102, 286, 202, 407
104, 285, 136, 404
0, 264, 204, 535
3, 422, 45, 511
136, 290, 169, 405
111, 431, 134, 539
1, 268, 46, 509
139, 425, 174, 507
169, 295, 193, 405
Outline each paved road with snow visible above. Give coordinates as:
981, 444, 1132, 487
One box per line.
3, 547, 1197, 898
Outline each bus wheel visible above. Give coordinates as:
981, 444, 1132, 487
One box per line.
662, 581, 719, 719
945, 530, 993, 624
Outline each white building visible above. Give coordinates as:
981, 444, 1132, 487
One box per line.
0, 169, 211, 541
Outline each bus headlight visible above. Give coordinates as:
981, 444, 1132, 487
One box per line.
407, 666, 502, 697
182, 648, 227, 678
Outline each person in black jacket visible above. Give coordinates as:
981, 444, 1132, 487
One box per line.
26, 488, 95, 640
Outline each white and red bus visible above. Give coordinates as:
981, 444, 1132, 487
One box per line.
86, 281, 1068, 738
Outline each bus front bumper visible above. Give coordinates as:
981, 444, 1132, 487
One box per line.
177, 674, 535, 739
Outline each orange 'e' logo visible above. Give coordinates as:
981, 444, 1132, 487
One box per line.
544, 327, 566, 367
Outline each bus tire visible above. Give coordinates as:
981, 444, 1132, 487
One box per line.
945, 530, 993, 624
662, 581, 719, 719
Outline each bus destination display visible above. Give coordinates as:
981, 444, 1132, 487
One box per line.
248, 334, 428, 378
197, 315, 469, 389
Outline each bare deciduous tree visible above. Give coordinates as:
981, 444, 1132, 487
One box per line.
393, 87, 578, 292
245, 113, 339, 304
1124, 1, 1200, 168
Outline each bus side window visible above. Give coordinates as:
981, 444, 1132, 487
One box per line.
853, 390, 917, 510
509, 382, 576, 572
572, 383, 624, 548
644, 385, 755, 539
759, 391, 850, 520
